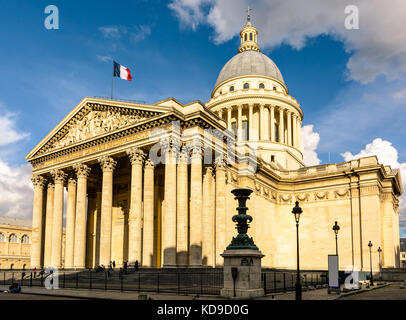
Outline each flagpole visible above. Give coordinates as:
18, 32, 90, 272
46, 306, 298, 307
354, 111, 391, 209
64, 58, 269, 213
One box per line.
111, 62, 114, 99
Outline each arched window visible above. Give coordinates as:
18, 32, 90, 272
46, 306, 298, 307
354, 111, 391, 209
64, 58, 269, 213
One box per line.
9, 234, 18, 243
250, 33, 253, 40
229, 86, 234, 92
22, 235, 29, 244
23, 264, 26, 270
273, 86, 277, 91
259, 83, 265, 89
0, 233, 5, 242
244, 33, 247, 41
243, 83, 250, 89
10, 264, 14, 270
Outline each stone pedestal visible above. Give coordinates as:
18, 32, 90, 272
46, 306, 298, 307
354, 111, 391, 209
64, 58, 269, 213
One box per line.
221, 249, 264, 299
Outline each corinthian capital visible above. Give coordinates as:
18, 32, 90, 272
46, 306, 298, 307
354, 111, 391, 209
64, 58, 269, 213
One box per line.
126, 147, 145, 165
50, 169, 67, 184
160, 137, 180, 156
98, 156, 117, 172
30, 175, 46, 188
190, 140, 203, 158
73, 163, 91, 178
214, 157, 227, 171
144, 158, 155, 170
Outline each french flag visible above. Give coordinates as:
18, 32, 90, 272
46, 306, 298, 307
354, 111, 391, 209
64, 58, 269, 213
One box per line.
113, 61, 132, 81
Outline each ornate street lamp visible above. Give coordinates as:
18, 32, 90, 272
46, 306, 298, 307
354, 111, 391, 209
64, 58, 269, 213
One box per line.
292, 201, 303, 300
332, 221, 340, 256
368, 241, 374, 286
377, 247, 382, 281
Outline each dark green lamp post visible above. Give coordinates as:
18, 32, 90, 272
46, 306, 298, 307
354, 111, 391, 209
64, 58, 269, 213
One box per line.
332, 221, 340, 255
368, 241, 374, 286
292, 201, 303, 300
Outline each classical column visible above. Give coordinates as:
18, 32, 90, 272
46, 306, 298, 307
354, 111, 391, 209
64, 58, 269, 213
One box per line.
248, 104, 254, 140
264, 106, 270, 140
190, 142, 203, 266
237, 105, 243, 141
202, 167, 215, 266
292, 114, 297, 148
298, 118, 302, 151
30, 175, 46, 268
162, 140, 177, 267
227, 107, 232, 130
218, 108, 223, 120
98, 156, 117, 266
176, 147, 189, 266
270, 105, 275, 142
127, 147, 145, 264
50, 169, 67, 267
215, 158, 227, 266
73, 163, 91, 268
64, 176, 77, 269
142, 159, 155, 267
279, 108, 284, 144
43, 182, 54, 267
287, 111, 292, 146
259, 104, 264, 140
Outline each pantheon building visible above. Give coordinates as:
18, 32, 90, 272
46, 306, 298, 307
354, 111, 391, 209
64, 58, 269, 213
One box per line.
27, 17, 402, 271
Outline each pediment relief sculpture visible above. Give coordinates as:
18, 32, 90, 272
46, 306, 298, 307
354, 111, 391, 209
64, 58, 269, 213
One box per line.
53, 110, 146, 150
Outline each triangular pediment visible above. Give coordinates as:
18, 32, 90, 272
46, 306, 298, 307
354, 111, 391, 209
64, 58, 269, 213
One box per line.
26, 97, 170, 160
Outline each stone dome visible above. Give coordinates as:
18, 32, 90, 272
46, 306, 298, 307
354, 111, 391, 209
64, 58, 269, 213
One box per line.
215, 50, 284, 87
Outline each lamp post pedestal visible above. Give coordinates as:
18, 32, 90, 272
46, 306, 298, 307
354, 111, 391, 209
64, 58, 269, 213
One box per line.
220, 188, 265, 299
221, 249, 264, 299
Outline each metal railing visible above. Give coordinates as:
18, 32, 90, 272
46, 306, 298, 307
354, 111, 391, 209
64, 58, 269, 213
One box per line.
1, 269, 327, 296
1, 269, 223, 296
261, 271, 328, 294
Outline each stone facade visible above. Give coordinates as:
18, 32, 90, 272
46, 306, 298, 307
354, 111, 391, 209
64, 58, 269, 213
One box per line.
25, 19, 402, 272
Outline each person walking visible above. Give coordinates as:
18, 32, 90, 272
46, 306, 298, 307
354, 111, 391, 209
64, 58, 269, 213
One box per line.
33, 267, 37, 278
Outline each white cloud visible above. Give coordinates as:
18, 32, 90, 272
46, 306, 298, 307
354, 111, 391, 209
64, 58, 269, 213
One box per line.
96, 55, 113, 63
168, 0, 212, 31
99, 24, 152, 43
0, 110, 29, 147
301, 124, 321, 166
0, 160, 33, 219
341, 138, 406, 234
169, 0, 406, 83
99, 26, 125, 39
131, 25, 152, 43
0, 104, 32, 219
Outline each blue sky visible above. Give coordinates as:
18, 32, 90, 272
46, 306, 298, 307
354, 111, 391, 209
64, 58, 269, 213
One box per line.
0, 0, 405, 235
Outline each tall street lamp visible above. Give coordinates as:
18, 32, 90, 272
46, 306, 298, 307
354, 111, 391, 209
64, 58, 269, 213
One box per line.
377, 247, 382, 281
292, 201, 303, 300
332, 221, 340, 256
368, 241, 374, 286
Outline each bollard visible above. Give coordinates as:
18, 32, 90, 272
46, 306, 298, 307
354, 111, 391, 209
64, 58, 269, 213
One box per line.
63, 272, 66, 288
264, 273, 267, 293
138, 272, 141, 292
89, 270, 92, 290
41, 272, 44, 287
104, 271, 107, 291
76, 272, 79, 289
157, 273, 160, 294
30, 272, 33, 287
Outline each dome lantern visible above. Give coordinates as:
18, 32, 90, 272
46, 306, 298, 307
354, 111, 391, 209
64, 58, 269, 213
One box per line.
239, 6, 260, 53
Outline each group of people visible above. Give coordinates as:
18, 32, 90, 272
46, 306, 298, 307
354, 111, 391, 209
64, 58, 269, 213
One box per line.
94, 260, 139, 276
